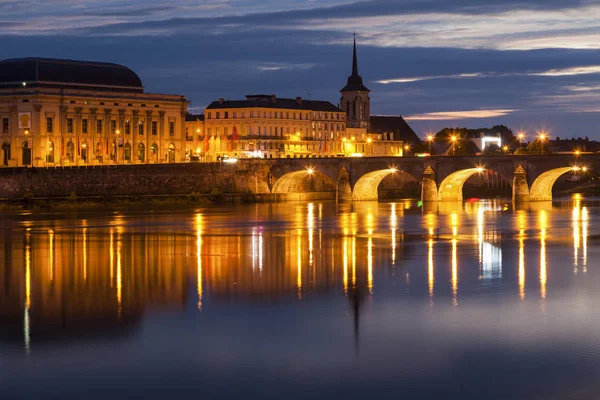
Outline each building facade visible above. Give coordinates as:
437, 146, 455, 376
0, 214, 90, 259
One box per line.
184, 40, 408, 161
0, 58, 188, 167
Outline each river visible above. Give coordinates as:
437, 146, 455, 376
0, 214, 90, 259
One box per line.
1, 198, 599, 399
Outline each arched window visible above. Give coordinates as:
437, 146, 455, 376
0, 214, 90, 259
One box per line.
47, 140, 54, 163
66, 140, 75, 162
138, 143, 145, 162
150, 143, 158, 163
168, 143, 175, 162
2, 142, 10, 166
124, 143, 131, 162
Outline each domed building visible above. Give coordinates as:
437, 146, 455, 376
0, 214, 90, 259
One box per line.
0, 58, 188, 167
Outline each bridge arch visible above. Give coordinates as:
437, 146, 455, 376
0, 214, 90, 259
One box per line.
271, 169, 335, 194
529, 167, 574, 201
437, 168, 485, 202
352, 169, 418, 201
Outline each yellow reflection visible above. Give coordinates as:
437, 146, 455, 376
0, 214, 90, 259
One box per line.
452, 236, 458, 306
82, 226, 88, 282
116, 234, 122, 318
477, 206, 484, 268
451, 212, 458, 237
297, 230, 302, 298
308, 203, 314, 266
428, 238, 434, 304
196, 213, 203, 310
25, 231, 31, 310
367, 232, 373, 294
48, 229, 54, 282
391, 203, 397, 265
109, 229, 114, 288
518, 230, 525, 300
352, 236, 357, 288
343, 236, 349, 294
582, 207, 588, 273
426, 213, 436, 236
539, 210, 547, 300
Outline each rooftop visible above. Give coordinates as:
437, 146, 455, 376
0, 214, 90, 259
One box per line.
206, 95, 343, 113
0, 57, 144, 93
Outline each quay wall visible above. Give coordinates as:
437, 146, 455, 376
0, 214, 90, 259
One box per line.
0, 163, 265, 199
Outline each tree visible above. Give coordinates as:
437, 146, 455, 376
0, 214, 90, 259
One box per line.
482, 143, 502, 155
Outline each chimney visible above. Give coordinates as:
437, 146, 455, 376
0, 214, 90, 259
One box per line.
271, 95, 276, 104
296, 96, 302, 105
219, 98, 224, 104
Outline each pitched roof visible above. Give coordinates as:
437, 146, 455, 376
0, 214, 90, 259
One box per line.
205, 95, 342, 112
0, 57, 143, 92
185, 113, 205, 122
370, 116, 420, 143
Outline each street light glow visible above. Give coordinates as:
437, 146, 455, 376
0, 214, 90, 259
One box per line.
307, 168, 314, 175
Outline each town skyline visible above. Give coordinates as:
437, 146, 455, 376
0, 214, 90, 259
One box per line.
2, 0, 600, 138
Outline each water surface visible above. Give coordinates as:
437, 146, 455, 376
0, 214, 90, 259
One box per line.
1, 198, 600, 399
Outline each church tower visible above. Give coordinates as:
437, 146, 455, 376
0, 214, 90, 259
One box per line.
340, 36, 370, 129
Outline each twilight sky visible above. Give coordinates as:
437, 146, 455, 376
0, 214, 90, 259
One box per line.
2, 0, 600, 138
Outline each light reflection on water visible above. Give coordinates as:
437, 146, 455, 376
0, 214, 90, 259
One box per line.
1, 197, 600, 399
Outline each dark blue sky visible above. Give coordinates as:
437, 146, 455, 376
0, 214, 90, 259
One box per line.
3, 0, 600, 139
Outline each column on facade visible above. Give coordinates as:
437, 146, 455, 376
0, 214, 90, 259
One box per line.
144, 110, 152, 163
59, 105, 68, 165
131, 110, 139, 164
180, 110, 187, 162
104, 109, 112, 163
75, 107, 83, 164
158, 111, 165, 164
118, 109, 126, 164
33, 104, 43, 165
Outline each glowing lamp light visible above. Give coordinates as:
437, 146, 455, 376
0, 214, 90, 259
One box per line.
367, 138, 372, 144
575, 150, 581, 156
223, 157, 238, 164
582, 166, 588, 172
349, 153, 364, 157
573, 166, 581, 171
476, 167, 485, 173
426, 134, 434, 142
307, 168, 314, 175
389, 168, 398, 173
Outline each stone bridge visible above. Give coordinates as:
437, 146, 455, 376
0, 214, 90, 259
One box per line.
237, 154, 599, 202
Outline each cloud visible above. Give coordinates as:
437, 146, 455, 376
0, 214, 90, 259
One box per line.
405, 109, 516, 121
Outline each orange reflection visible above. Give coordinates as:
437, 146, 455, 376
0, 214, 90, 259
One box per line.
48, 229, 54, 282
428, 238, 434, 304
196, 213, 203, 310
539, 210, 548, 300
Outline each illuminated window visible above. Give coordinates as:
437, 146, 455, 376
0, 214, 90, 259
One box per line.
110, 120, 117, 134
169, 121, 175, 136
151, 121, 157, 135
46, 117, 53, 133
82, 119, 88, 134
96, 119, 102, 134
67, 118, 73, 133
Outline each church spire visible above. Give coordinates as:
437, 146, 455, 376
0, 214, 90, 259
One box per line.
340, 33, 370, 93
352, 33, 358, 77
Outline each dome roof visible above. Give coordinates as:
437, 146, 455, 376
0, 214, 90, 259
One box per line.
0, 57, 143, 92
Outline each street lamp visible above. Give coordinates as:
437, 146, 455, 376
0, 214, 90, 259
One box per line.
426, 134, 434, 154
24, 129, 31, 166
538, 132, 547, 155
404, 144, 410, 156
503, 145, 509, 154
451, 135, 458, 156
517, 131, 525, 149
116, 129, 123, 165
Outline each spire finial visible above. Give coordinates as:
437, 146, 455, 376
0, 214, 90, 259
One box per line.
352, 32, 358, 76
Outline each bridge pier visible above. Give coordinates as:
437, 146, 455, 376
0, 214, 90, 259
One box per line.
421, 166, 437, 202
512, 165, 530, 202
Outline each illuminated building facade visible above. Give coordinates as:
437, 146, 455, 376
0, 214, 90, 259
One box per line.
0, 58, 189, 167
185, 38, 413, 161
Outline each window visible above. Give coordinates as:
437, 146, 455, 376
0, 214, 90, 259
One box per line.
169, 121, 175, 136
216, 112, 220, 119
110, 120, 117, 134
82, 119, 88, 134
125, 120, 131, 135
224, 111, 229, 119
96, 119, 102, 134
151, 121, 157, 136
2, 118, 8, 134
46, 117, 53, 133
207, 112, 211, 119
67, 118, 73, 133
138, 122, 144, 135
